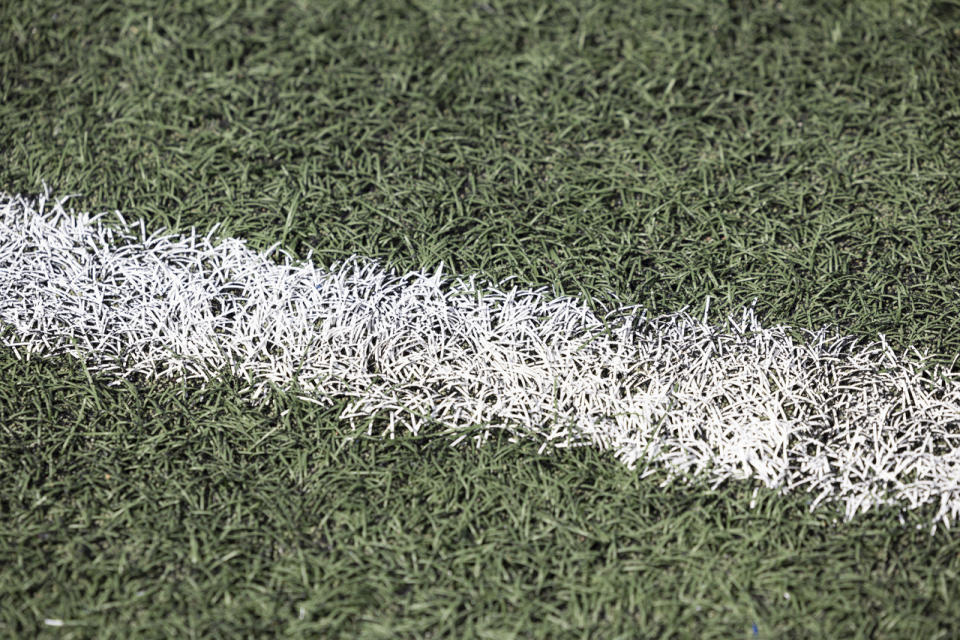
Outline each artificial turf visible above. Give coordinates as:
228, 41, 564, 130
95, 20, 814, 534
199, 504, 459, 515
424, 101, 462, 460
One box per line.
2, 0, 960, 637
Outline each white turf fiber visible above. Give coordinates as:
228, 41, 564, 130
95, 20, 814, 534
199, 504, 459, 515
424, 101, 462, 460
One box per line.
2, 189, 960, 528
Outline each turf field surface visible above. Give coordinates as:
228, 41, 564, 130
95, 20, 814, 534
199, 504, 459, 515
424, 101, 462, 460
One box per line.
2, 1, 960, 637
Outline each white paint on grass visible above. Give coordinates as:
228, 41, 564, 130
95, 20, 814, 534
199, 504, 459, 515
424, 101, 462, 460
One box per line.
2, 189, 960, 527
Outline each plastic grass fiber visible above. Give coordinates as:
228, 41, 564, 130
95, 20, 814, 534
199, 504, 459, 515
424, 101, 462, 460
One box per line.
2, 189, 960, 527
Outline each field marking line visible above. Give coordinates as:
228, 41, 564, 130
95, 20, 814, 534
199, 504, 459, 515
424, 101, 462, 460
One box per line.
2, 188, 959, 529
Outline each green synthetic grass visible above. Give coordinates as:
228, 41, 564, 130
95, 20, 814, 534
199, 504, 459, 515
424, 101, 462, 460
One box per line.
2, 0, 960, 637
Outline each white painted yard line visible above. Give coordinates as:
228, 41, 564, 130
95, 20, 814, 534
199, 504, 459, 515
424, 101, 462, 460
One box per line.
2, 188, 960, 529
